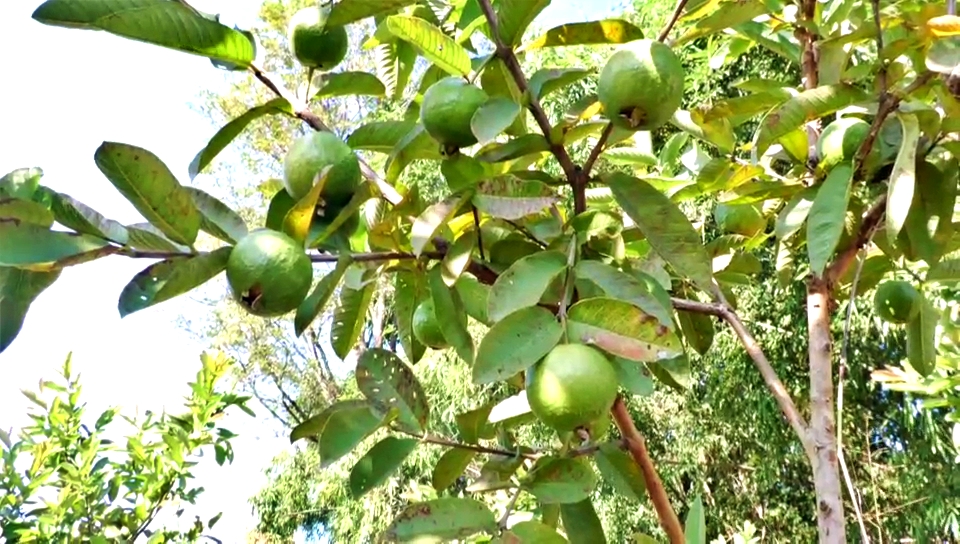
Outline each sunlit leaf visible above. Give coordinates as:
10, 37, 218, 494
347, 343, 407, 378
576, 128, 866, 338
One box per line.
189, 99, 292, 179
331, 283, 375, 360
412, 193, 471, 256
356, 348, 429, 433
887, 113, 920, 243
474, 306, 562, 385
386, 15, 472, 76
677, 0, 768, 45
523, 19, 644, 49
295, 256, 352, 336
755, 84, 868, 156
382, 498, 497, 542
0, 198, 54, 228
328, 0, 420, 26
312, 71, 387, 99
685, 496, 706, 544
473, 176, 558, 220
0, 222, 110, 267
567, 297, 683, 362
117, 248, 231, 317
0, 267, 60, 354
807, 163, 853, 276
350, 437, 418, 498
573, 260, 673, 328
488, 250, 567, 323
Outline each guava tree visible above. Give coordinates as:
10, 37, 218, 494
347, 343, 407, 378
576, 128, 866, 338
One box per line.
5, 0, 960, 542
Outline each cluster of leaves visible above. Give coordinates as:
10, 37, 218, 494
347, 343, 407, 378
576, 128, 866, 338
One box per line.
0, 352, 251, 543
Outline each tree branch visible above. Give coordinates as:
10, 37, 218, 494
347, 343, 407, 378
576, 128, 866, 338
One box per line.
583, 122, 614, 178
610, 397, 684, 544
658, 0, 691, 43
826, 195, 886, 283
117, 247, 445, 263
249, 63, 403, 205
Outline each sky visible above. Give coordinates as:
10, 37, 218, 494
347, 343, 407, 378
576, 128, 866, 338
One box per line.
0, 0, 623, 541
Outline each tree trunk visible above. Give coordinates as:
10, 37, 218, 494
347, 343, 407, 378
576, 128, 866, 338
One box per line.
807, 279, 846, 542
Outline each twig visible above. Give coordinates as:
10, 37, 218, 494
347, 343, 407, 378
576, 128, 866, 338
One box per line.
658, 0, 691, 43
498, 487, 522, 529
583, 122, 614, 178
117, 247, 445, 263
504, 219, 547, 248
396, 428, 539, 459
474, 0, 580, 186
610, 397, 685, 544
826, 196, 886, 283
473, 206, 485, 261
871, 0, 886, 93
838, 248, 873, 544
249, 63, 403, 205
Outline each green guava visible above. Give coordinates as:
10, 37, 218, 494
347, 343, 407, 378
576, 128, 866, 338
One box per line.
526, 343, 619, 432
413, 299, 456, 349
598, 39, 685, 131
283, 131, 361, 201
714, 202, 766, 237
288, 6, 348, 71
420, 77, 489, 149
874, 281, 921, 324
816, 117, 871, 173
226, 229, 313, 317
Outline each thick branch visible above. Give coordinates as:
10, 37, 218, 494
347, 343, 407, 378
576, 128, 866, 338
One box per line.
658, 0, 691, 42
611, 397, 684, 544
249, 64, 403, 205
826, 195, 886, 283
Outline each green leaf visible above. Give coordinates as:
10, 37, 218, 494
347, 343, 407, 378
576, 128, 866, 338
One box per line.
125, 223, 189, 252
473, 176, 558, 221
528, 68, 593, 101
614, 357, 655, 396
321, 402, 386, 467
117, 248, 231, 317
898, 161, 956, 265
677, 307, 714, 356
926, 258, 960, 283
412, 193, 471, 256
648, 355, 693, 391
685, 496, 706, 544
296, 257, 352, 336
0, 167, 43, 199
474, 306, 562, 385
567, 297, 684, 362
455, 274, 492, 325
498, 521, 567, 543
774, 187, 816, 241
386, 16, 472, 76
432, 448, 477, 491
670, 110, 736, 154
573, 260, 673, 328
188, 98, 291, 179
476, 134, 551, 163
33, 0, 256, 67
560, 499, 607, 544
471, 97, 523, 146
328, 0, 420, 26
357, 348, 430, 433
606, 172, 714, 291
350, 437, 419, 498
807, 163, 853, 277
45, 191, 128, 244
0, 267, 61, 354
94, 142, 201, 246
429, 266, 475, 363
602, 146, 659, 167
496, 0, 550, 46
442, 228, 477, 286
755, 84, 868, 156
442, 154, 489, 192
886, 113, 920, 243
349, 120, 422, 154
388, 123, 444, 182
382, 498, 497, 542
0, 222, 110, 267
523, 20, 644, 49
312, 71, 387, 99
594, 442, 646, 501
331, 283, 376, 360
395, 270, 428, 365
522, 457, 597, 505
487, 250, 567, 323
677, 0, 768, 45
480, 58, 528, 136
374, 39, 418, 100
185, 187, 248, 244
310, 183, 373, 249
906, 297, 937, 377
0, 198, 54, 227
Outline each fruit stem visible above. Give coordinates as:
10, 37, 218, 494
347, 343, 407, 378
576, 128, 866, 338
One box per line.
304, 67, 316, 102
610, 396, 684, 544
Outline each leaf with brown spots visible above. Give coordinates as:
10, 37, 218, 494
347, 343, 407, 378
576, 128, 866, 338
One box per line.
356, 348, 429, 433
381, 497, 497, 542
566, 297, 683, 363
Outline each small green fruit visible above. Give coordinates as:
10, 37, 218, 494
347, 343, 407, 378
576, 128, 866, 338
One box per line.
420, 77, 489, 149
288, 7, 348, 71
413, 299, 459, 349
598, 39, 685, 131
816, 117, 871, 173
227, 229, 313, 317
874, 280, 921, 324
714, 202, 766, 237
526, 344, 619, 432
283, 131, 361, 201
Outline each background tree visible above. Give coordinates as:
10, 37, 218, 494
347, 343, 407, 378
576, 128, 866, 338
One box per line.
4, 0, 960, 543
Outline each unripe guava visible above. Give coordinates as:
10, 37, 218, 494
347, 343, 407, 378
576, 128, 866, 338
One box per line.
816, 117, 871, 173
526, 343, 619, 432
283, 131, 361, 201
874, 280, 921, 324
226, 229, 313, 317
288, 6, 348, 71
413, 299, 461, 349
420, 77, 489, 149
598, 39, 685, 131
714, 202, 766, 237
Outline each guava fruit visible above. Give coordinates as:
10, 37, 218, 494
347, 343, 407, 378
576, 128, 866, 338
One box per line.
226, 229, 313, 317
413, 299, 459, 349
420, 77, 489, 150
873, 280, 921, 324
526, 343, 619, 432
816, 117, 871, 173
288, 6, 348, 71
714, 202, 766, 237
598, 39, 685, 131
283, 131, 361, 201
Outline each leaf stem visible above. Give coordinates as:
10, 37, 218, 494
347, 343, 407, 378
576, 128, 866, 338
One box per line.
498, 486, 523, 529
582, 122, 613, 178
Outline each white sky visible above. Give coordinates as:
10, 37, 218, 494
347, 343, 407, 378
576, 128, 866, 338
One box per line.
0, 0, 623, 542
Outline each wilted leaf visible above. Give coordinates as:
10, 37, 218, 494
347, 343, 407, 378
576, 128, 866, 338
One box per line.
117, 248, 231, 317
382, 498, 497, 542
350, 437, 418, 498
567, 297, 683, 362
474, 306, 562, 385
807, 163, 853, 277
487, 250, 567, 323
356, 348, 429, 433
473, 176, 558, 220
189, 99, 292, 179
